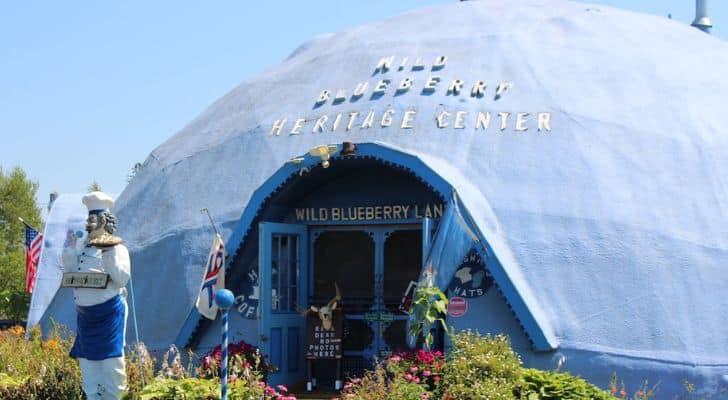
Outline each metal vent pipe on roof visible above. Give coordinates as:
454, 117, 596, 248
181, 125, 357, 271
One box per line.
692, 0, 712, 34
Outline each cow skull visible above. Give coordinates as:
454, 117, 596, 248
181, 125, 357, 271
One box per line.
298, 282, 341, 331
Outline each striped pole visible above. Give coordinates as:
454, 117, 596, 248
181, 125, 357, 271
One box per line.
215, 289, 235, 400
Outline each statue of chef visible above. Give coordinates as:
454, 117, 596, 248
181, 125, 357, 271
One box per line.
62, 192, 130, 399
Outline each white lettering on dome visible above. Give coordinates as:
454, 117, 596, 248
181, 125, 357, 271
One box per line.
268, 56, 554, 136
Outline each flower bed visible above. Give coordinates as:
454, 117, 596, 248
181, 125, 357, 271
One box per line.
0, 324, 84, 399
338, 331, 649, 400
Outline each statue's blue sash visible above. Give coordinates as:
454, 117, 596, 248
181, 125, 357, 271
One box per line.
70, 294, 125, 360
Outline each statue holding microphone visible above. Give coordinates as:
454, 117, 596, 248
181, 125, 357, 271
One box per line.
61, 192, 130, 399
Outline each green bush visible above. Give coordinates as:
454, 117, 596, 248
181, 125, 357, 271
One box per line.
442, 331, 523, 400
516, 368, 614, 400
126, 377, 220, 399
0, 324, 84, 399
125, 377, 294, 400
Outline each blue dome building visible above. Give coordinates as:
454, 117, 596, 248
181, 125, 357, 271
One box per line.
43, 0, 728, 396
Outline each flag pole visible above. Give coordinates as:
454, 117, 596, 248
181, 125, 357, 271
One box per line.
18, 217, 41, 233
215, 289, 235, 400
128, 275, 145, 388
200, 208, 221, 237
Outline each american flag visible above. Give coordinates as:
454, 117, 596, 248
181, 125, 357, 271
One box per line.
24, 223, 43, 293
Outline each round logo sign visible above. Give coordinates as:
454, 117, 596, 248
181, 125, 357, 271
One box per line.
447, 297, 468, 317
447, 249, 493, 298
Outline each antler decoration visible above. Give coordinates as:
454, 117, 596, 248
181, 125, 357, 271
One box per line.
326, 282, 341, 311
299, 282, 341, 331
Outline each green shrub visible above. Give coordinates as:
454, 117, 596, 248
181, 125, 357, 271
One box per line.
442, 330, 523, 400
516, 368, 615, 400
125, 376, 294, 400
0, 323, 84, 399
127, 377, 219, 399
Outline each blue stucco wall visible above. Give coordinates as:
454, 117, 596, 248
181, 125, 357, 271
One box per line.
43, 0, 728, 396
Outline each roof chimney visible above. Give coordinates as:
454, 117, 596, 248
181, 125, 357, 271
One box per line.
691, 0, 712, 34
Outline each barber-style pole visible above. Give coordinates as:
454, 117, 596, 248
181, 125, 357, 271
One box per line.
215, 289, 235, 400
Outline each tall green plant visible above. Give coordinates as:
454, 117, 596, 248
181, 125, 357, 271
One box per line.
408, 270, 450, 350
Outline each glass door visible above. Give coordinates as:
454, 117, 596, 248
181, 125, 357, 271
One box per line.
310, 226, 422, 378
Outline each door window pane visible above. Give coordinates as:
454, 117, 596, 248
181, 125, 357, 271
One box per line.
271, 234, 299, 312
313, 230, 375, 313
383, 230, 422, 312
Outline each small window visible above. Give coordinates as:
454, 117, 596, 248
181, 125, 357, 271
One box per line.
271, 234, 299, 312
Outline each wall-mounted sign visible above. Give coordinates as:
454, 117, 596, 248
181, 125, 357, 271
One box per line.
269, 55, 552, 137
447, 297, 468, 318
448, 248, 493, 298
306, 310, 343, 359
234, 268, 259, 319
295, 203, 444, 223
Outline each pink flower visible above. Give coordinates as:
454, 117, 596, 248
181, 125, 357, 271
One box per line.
344, 383, 353, 389
433, 376, 441, 382
421, 394, 430, 399
413, 377, 420, 383
404, 373, 413, 381
410, 366, 419, 373
389, 355, 401, 362
423, 370, 432, 377
277, 384, 288, 393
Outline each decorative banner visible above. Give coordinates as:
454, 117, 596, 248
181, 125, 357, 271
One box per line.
195, 234, 226, 320
447, 248, 494, 298
447, 297, 468, 318
26, 194, 88, 330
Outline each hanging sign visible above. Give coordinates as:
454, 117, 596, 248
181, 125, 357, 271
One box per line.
448, 248, 493, 298
306, 310, 343, 359
447, 297, 468, 318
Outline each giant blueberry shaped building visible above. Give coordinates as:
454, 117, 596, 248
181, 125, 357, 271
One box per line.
43, 0, 728, 396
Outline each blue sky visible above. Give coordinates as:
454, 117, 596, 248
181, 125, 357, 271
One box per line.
1, 0, 725, 208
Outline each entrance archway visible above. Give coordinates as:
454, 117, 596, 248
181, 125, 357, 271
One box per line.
252, 154, 445, 385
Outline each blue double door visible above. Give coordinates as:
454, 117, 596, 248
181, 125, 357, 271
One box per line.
259, 222, 430, 386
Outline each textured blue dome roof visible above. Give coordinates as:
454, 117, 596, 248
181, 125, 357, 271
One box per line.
45, 0, 728, 396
